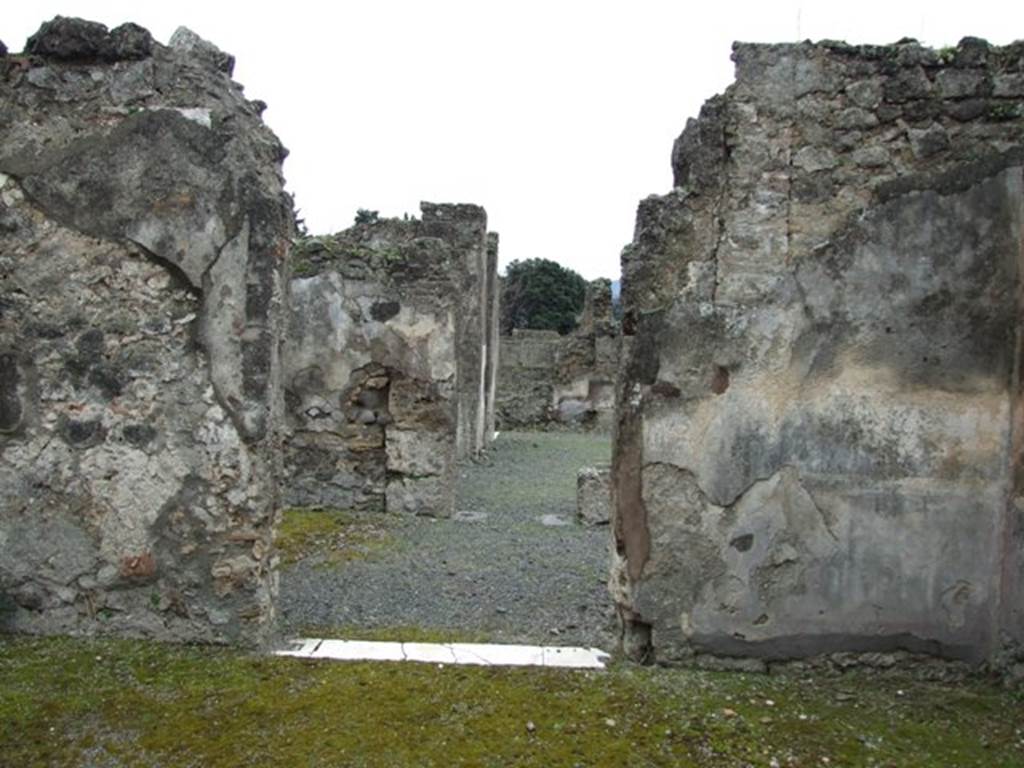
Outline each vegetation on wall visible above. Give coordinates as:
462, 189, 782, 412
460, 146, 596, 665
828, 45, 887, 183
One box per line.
500, 258, 587, 335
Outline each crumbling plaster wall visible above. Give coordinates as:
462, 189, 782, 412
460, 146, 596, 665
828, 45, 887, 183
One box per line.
497, 279, 621, 428
613, 37, 1024, 668
0, 18, 292, 644
283, 204, 496, 517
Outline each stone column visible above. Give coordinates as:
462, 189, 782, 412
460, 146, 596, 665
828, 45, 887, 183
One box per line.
484, 233, 501, 442
422, 203, 488, 459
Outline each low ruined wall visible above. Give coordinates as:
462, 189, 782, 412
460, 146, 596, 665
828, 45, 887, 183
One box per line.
496, 279, 620, 428
0, 18, 292, 644
284, 204, 495, 517
614, 37, 1024, 668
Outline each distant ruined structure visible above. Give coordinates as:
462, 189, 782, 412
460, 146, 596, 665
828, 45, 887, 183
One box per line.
613, 37, 1024, 670
497, 278, 621, 429
283, 204, 499, 518
0, 18, 292, 643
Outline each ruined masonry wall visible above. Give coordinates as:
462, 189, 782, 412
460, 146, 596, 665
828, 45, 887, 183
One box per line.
614, 37, 1024, 668
497, 279, 620, 428
284, 204, 495, 517
0, 18, 292, 644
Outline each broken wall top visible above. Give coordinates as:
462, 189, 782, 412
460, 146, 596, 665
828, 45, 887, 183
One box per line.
292, 202, 486, 297
623, 36, 1024, 326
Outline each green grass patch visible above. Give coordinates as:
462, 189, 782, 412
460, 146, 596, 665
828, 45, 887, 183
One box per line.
292, 624, 495, 644
2, 634, 1022, 767
276, 507, 392, 567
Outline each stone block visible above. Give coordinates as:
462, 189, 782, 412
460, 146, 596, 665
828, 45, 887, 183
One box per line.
576, 466, 611, 526
386, 475, 454, 518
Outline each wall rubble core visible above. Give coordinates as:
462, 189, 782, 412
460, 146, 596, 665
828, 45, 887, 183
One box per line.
283, 204, 498, 518
614, 37, 1024, 672
0, 18, 293, 645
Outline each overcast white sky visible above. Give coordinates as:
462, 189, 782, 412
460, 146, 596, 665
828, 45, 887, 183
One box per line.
5, 2, 1022, 279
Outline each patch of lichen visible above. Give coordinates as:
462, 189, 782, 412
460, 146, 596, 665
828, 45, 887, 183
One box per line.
275, 507, 392, 567
2, 635, 1022, 767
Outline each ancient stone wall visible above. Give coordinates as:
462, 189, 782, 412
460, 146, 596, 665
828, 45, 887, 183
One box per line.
496, 279, 621, 428
0, 18, 292, 644
284, 204, 495, 517
613, 37, 1024, 669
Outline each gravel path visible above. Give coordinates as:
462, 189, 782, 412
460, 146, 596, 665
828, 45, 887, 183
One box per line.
278, 431, 618, 649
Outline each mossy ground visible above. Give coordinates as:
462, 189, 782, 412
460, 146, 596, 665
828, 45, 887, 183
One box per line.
2, 635, 1022, 767
275, 507, 391, 567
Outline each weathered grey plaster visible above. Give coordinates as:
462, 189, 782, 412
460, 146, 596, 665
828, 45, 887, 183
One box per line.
484, 233, 501, 442
614, 37, 1024, 669
423, 203, 490, 459
0, 18, 291, 645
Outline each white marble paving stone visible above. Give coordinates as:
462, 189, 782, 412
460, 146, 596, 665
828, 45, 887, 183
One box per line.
401, 643, 458, 664
448, 643, 547, 667
274, 639, 609, 669
543, 646, 610, 669
311, 639, 406, 662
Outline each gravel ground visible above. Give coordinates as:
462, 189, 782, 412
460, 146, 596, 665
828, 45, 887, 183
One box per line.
278, 431, 618, 649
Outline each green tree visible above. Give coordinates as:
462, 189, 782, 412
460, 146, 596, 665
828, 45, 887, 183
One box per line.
354, 208, 379, 225
501, 258, 587, 335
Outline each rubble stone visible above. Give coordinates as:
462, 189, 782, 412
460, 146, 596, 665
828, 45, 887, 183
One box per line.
25, 16, 154, 62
